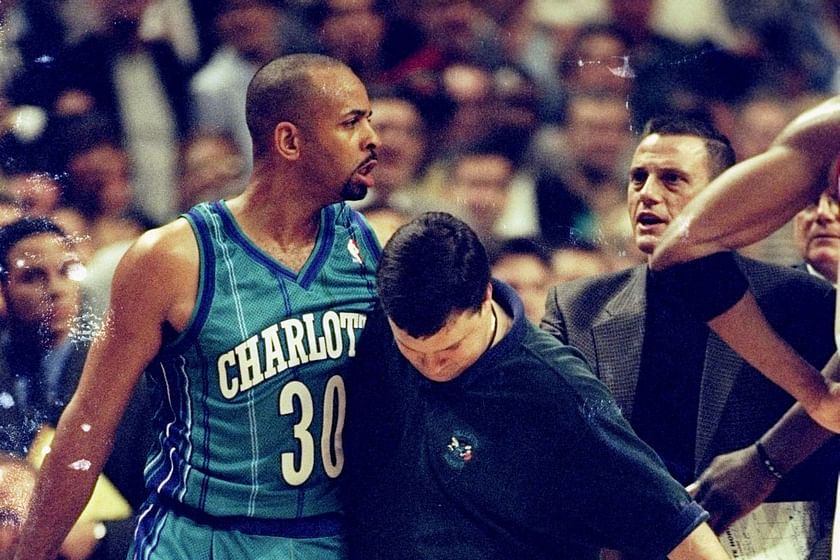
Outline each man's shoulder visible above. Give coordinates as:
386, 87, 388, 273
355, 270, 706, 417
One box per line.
736, 254, 834, 295
517, 327, 617, 404
548, 266, 643, 308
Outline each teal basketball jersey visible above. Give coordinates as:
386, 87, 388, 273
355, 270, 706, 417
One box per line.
142, 200, 379, 520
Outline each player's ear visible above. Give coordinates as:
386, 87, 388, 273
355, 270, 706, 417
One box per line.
274, 122, 300, 161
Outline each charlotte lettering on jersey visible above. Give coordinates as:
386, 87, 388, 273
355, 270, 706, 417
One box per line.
217, 311, 367, 399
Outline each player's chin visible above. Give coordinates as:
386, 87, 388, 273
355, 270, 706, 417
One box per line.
340, 178, 369, 201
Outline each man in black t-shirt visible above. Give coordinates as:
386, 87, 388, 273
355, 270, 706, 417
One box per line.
542, 117, 838, 545
344, 211, 728, 560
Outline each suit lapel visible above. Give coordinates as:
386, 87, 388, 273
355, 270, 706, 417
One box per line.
592, 266, 647, 420
695, 332, 741, 469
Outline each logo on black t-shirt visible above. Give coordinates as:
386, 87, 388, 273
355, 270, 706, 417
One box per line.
444, 429, 478, 470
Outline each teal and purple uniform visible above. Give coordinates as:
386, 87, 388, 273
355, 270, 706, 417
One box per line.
131, 200, 379, 559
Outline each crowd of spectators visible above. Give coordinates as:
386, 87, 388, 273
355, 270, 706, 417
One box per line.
2, 0, 839, 276
2, 1, 840, 557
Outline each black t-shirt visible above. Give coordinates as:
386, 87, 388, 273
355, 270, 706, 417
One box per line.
634, 270, 709, 484
344, 281, 707, 560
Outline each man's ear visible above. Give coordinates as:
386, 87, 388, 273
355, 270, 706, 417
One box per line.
274, 122, 300, 160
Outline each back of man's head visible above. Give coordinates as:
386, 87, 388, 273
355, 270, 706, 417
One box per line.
641, 116, 736, 179
245, 53, 351, 156
377, 212, 490, 338
0, 217, 66, 284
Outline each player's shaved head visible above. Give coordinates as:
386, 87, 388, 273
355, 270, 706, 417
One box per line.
245, 54, 353, 156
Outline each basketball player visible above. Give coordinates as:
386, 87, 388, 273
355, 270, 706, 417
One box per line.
14, 54, 381, 560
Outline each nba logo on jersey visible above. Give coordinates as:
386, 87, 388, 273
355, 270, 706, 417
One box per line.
347, 238, 363, 264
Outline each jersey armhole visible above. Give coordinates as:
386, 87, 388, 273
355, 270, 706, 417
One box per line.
349, 208, 383, 262
163, 209, 216, 355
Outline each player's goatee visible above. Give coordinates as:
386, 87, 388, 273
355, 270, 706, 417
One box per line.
340, 179, 367, 201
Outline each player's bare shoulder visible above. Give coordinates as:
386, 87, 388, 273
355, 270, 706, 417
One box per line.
111, 218, 200, 332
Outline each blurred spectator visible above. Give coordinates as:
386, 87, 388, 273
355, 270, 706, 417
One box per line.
0, 195, 21, 229
722, 0, 835, 95
0, 194, 22, 318
353, 95, 429, 213
139, 0, 203, 66
177, 131, 247, 211
379, 0, 508, 138
604, 0, 720, 129
794, 183, 840, 285
730, 92, 793, 161
490, 237, 553, 323
315, 0, 387, 85
395, 0, 505, 74
440, 146, 521, 251
4, 171, 60, 218
0, 217, 152, 560
0, 0, 67, 108
734, 94, 807, 266
0, 97, 49, 178
36, 0, 194, 224
558, 23, 633, 100
0, 218, 88, 454
535, 91, 633, 246
61, 136, 154, 252
550, 242, 614, 283
190, 0, 292, 159
361, 206, 412, 246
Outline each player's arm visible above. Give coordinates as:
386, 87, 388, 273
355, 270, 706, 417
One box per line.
667, 523, 729, 560
706, 292, 840, 431
651, 95, 840, 270
13, 222, 197, 560
690, 351, 837, 532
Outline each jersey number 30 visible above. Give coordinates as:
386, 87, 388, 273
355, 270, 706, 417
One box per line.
278, 375, 345, 486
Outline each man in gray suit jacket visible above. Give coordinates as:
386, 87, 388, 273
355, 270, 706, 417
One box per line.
541, 117, 838, 548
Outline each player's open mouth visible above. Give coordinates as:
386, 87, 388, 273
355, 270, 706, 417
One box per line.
356, 159, 378, 176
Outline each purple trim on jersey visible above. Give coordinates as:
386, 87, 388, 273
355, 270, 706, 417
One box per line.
348, 209, 381, 295
167, 208, 216, 356
299, 204, 336, 288
349, 209, 382, 262
146, 358, 190, 502
211, 201, 337, 290
193, 340, 212, 511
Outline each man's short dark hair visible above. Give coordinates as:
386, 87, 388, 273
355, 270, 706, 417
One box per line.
377, 212, 490, 338
489, 237, 552, 268
641, 116, 736, 179
0, 217, 66, 283
245, 53, 350, 156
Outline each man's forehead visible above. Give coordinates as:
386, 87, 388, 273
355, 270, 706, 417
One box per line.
632, 134, 708, 165
388, 312, 475, 353
8, 235, 78, 266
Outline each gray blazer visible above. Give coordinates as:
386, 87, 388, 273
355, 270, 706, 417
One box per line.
541, 255, 837, 499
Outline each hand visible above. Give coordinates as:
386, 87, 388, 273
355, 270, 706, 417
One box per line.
687, 446, 779, 533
